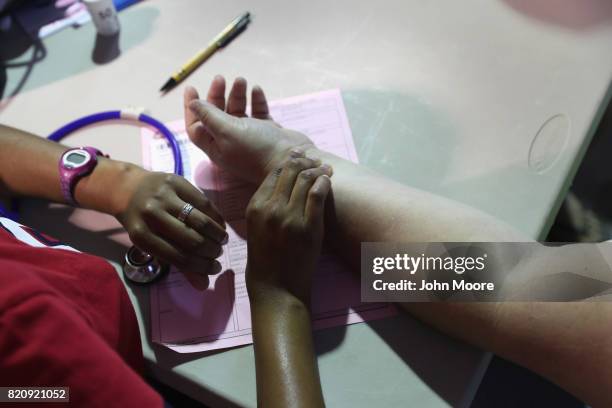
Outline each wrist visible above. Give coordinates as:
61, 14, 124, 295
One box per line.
305, 144, 343, 165
74, 158, 145, 215
261, 142, 319, 181
249, 282, 310, 313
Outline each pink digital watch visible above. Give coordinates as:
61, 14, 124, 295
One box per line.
59, 147, 106, 206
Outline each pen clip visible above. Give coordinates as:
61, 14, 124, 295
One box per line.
217, 15, 250, 48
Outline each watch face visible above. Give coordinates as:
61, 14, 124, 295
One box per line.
67, 152, 87, 165
62, 150, 91, 169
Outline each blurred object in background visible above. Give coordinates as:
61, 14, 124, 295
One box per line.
547, 98, 612, 243
502, 0, 612, 30
13, 0, 89, 39
2, 0, 139, 40
83, 0, 119, 36
0, 0, 47, 101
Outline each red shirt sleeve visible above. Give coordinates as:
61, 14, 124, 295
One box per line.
0, 291, 163, 407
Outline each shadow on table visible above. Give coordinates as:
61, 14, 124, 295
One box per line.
20, 199, 128, 263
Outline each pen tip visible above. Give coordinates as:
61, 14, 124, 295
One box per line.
159, 78, 177, 93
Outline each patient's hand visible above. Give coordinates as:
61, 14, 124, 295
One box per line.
184, 76, 315, 184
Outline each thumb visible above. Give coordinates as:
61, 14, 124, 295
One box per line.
188, 100, 241, 139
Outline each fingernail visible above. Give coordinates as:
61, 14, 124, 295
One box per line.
320, 164, 333, 175
290, 149, 304, 158
188, 100, 202, 112
221, 234, 229, 245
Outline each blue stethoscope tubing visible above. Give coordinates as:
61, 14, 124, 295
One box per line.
47, 110, 184, 176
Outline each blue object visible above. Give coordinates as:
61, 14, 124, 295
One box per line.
0, 202, 18, 220
114, 0, 142, 12
47, 110, 183, 176
0, 109, 183, 221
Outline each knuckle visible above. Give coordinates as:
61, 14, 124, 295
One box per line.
142, 200, 159, 217
299, 170, 314, 181
199, 195, 211, 208
286, 158, 302, 170
264, 206, 284, 226
163, 174, 177, 185
280, 217, 303, 235
308, 188, 326, 202
188, 235, 206, 251
246, 202, 261, 220
198, 216, 210, 228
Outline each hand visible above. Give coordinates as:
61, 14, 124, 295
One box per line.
113, 167, 228, 280
245, 152, 332, 306
184, 75, 316, 184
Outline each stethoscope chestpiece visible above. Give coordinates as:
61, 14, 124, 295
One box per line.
123, 246, 168, 284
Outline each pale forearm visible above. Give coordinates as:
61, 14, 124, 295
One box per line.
304, 148, 525, 266
251, 290, 324, 408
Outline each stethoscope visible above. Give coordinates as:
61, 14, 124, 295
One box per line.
2, 109, 183, 284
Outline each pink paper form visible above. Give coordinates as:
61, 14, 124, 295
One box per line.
142, 89, 396, 353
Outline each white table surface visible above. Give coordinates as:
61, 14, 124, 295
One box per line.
3, 1, 612, 406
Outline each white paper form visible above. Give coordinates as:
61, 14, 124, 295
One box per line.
142, 89, 396, 353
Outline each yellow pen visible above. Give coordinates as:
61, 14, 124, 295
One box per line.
160, 12, 251, 92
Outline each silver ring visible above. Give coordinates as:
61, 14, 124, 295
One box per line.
177, 203, 194, 223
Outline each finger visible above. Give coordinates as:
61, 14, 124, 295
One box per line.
274, 157, 321, 202
184, 85, 201, 130
185, 207, 227, 246
251, 85, 272, 120
166, 195, 228, 245
173, 178, 226, 228
189, 100, 242, 141
129, 224, 188, 267
148, 211, 223, 258
289, 165, 333, 213
226, 77, 248, 117
206, 74, 226, 110
305, 175, 331, 225
185, 86, 219, 157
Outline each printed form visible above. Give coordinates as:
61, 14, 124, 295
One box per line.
142, 89, 396, 353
